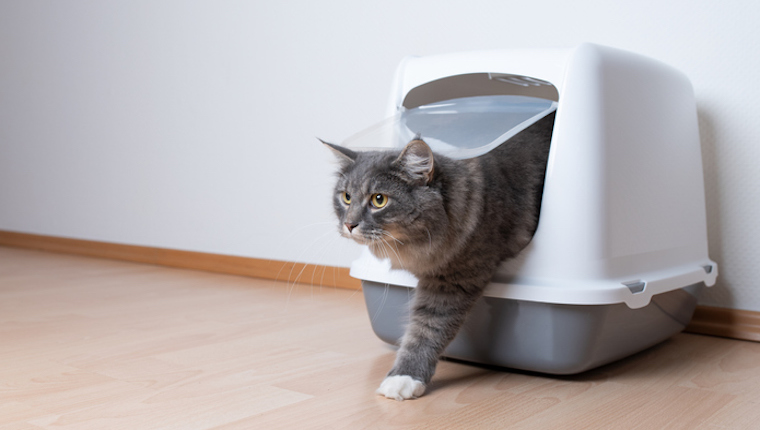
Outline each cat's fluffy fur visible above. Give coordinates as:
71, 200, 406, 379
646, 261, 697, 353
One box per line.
326, 112, 554, 400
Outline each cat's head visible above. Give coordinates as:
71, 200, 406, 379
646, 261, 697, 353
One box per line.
324, 138, 448, 266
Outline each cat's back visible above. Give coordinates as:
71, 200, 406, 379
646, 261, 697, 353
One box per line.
483, 111, 554, 179
473, 111, 555, 257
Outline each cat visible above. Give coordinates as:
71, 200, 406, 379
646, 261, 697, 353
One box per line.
324, 111, 555, 400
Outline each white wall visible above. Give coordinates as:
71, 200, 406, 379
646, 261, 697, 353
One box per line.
0, 1, 757, 311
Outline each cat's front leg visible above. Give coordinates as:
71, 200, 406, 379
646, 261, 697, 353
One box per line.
377, 283, 481, 400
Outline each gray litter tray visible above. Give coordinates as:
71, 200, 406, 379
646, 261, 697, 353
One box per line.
362, 281, 703, 374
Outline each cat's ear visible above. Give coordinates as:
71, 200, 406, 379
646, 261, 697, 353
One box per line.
319, 138, 357, 164
395, 138, 434, 184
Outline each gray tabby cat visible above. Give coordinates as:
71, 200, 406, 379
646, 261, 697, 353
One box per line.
325, 112, 554, 400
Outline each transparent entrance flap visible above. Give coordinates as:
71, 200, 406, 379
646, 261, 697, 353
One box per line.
343, 95, 557, 160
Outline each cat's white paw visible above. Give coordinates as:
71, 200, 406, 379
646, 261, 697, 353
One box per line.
376, 375, 426, 401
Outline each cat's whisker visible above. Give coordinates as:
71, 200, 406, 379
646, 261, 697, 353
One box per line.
370, 282, 390, 325
274, 225, 335, 287
303, 234, 338, 291
265, 222, 336, 283
382, 235, 407, 270
377, 239, 394, 267
379, 237, 406, 271
284, 229, 336, 304
315, 235, 345, 292
372, 237, 388, 261
381, 231, 405, 246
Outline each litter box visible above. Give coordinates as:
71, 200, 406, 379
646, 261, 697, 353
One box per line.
345, 43, 717, 374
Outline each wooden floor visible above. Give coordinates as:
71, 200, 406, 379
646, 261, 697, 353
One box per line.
1, 247, 759, 429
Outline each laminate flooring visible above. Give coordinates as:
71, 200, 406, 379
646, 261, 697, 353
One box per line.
1, 246, 759, 429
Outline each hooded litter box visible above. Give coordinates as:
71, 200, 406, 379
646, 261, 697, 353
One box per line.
346, 43, 717, 375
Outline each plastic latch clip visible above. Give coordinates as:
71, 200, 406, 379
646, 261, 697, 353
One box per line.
623, 280, 647, 294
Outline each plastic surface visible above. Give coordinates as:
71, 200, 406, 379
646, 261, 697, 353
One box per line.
348, 43, 718, 310
351, 248, 716, 309
342, 95, 557, 160
363, 281, 703, 375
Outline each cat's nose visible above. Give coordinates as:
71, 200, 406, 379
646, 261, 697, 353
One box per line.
345, 223, 358, 233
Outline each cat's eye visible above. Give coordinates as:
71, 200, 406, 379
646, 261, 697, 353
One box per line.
371, 193, 388, 209
341, 192, 351, 205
